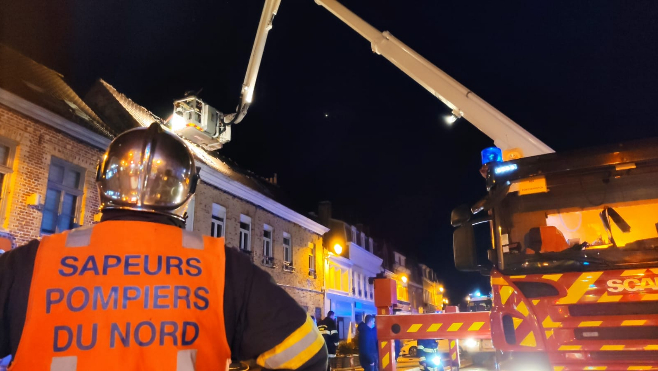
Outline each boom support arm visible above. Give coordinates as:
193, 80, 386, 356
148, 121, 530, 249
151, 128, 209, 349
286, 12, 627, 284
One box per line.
226, 0, 282, 125
315, 0, 554, 157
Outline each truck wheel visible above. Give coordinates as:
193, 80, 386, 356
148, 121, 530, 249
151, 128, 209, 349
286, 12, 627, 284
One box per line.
409, 346, 417, 357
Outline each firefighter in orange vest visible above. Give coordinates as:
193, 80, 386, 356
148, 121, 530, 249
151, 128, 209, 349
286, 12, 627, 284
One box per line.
0, 123, 328, 371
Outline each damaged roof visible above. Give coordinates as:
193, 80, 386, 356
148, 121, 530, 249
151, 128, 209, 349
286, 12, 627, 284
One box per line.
0, 44, 116, 138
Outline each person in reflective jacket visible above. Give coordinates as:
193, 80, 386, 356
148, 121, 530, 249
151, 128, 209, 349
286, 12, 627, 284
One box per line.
0, 123, 328, 371
317, 311, 339, 370
417, 339, 439, 371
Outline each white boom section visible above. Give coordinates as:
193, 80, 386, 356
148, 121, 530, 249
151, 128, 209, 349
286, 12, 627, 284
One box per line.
315, 0, 554, 157
229, 0, 282, 124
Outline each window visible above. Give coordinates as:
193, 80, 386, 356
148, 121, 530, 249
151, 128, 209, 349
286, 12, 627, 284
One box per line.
358, 274, 363, 297
351, 227, 357, 244
239, 215, 251, 252
345, 225, 352, 242
210, 203, 226, 238
369, 238, 374, 254
263, 224, 273, 258
360, 233, 366, 247
394, 253, 406, 267
308, 243, 316, 277
283, 232, 293, 271
315, 307, 322, 320
0, 137, 17, 226
41, 158, 85, 234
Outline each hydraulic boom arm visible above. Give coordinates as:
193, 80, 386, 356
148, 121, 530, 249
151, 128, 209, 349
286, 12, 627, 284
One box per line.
315, 0, 554, 157
225, 0, 282, 125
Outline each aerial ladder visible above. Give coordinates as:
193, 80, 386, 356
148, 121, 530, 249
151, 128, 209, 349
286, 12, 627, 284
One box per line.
169, 0, 552, 158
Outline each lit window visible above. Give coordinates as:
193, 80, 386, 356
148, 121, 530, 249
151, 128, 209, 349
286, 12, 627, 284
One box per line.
239, 215, 251, 251
0, 137, 17, 227
210, 203, 226, 238
308, 243, 316, 277
41, 157, 85, 234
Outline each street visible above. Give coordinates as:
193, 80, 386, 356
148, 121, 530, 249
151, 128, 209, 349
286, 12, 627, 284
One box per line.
395, 355, 494, 371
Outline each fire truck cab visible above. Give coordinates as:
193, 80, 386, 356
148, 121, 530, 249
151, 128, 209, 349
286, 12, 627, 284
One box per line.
452, 138, 658, 370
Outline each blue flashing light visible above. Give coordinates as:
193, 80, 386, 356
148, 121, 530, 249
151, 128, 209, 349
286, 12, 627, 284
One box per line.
431, 356, 442, 366
481, 147, 503, 165
583, 262, 590, 265
475, 291, 481, 297
494, 163, 518, 175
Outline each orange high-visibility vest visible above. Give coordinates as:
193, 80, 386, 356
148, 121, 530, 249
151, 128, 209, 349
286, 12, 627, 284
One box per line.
10, 221, 231, 371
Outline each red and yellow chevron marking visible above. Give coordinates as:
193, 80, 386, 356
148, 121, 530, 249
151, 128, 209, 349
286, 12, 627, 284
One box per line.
375, 312, 491, 340
448, 339, 460, 367
499, 285, 515, 305
519, 331, 537, 347
378, 340, 394, 371
557, 272, 603, 304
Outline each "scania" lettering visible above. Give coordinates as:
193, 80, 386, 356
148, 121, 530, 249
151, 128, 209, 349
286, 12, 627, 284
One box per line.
606, 278, 658, 293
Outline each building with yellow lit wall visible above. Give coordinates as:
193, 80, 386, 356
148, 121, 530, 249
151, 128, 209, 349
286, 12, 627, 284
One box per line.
419, 264, 446, 312
317, 202, 383, 340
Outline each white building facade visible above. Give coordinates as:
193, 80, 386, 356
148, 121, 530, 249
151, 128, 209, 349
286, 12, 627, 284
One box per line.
321, 210, 383, 340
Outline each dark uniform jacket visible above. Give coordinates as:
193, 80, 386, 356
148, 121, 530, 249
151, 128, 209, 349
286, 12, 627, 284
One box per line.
0, 213, 328, 370
357, 322, 378, 365
317, 317, 339, 355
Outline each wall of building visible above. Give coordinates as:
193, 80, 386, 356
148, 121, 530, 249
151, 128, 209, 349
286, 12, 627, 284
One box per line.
193, 181, 325, 315
0, 105, 103, 245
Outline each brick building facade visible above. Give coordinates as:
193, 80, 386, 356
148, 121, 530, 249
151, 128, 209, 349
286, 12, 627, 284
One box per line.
0, 107, 104, 246
192, 182, 325, 315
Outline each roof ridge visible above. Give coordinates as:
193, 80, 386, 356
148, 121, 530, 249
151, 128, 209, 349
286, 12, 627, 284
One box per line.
0, 43, 65, 78
98, 79, 162, 125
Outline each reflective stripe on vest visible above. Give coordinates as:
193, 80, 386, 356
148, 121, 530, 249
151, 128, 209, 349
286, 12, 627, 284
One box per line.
11, 221, 231, 371
257, 316, 325, 370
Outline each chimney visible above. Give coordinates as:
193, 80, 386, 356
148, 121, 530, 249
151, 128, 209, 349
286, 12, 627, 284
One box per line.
318, 201, 332, 227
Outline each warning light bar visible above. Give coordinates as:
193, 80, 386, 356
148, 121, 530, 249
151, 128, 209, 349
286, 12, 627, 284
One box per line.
494, 164, 518, 175
481, 147, 503, 165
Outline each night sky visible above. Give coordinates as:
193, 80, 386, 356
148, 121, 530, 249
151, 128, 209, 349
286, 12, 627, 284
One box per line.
3, 0, 658, 303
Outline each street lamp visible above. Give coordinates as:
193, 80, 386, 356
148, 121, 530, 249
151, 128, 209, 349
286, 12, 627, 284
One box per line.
401, 275, 408, 283
439, 286, 444, 293
333, 243, 343, 255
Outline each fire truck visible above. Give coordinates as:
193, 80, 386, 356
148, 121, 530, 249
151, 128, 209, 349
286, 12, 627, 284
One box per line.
449, 138, 658, 370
